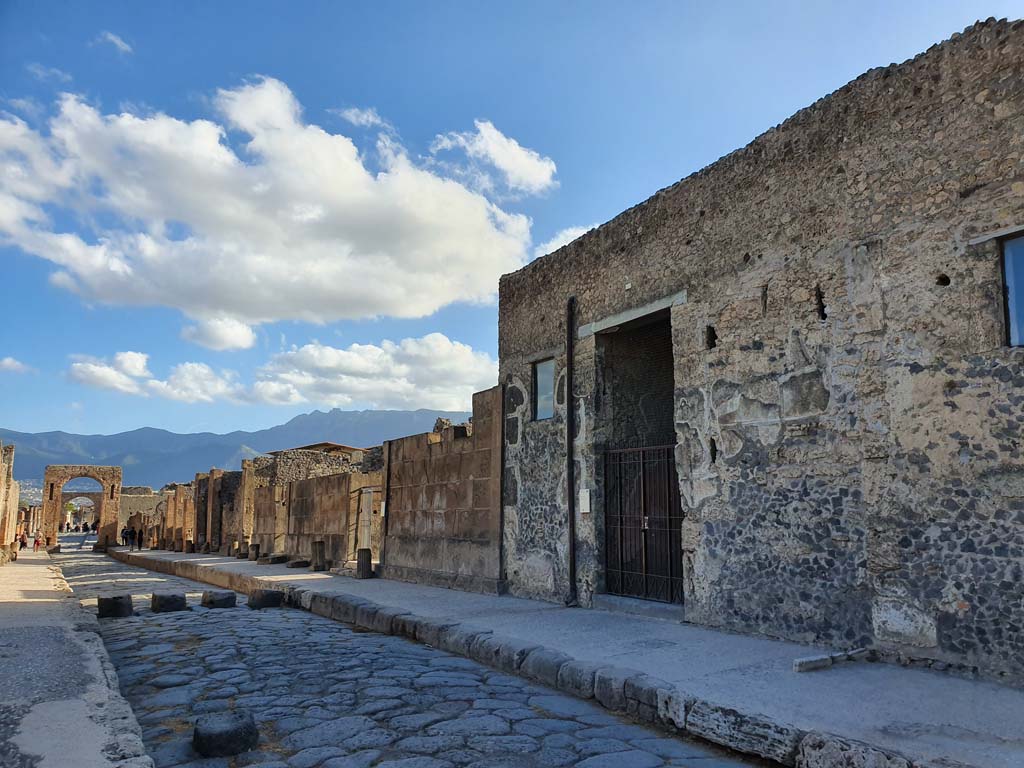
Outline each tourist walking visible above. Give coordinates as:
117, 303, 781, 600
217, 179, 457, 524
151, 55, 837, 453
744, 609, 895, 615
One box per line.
128, 526, 137, 552
32, 533, 41, 552
120, 526, 129, 547
18, 533, 27, 551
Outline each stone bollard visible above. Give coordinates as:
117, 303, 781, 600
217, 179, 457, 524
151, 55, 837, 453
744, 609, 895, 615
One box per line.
201, 590, 236, 609
151, 593, 188, 613
236, 543, 249, 559
247, 589, 285, 610
97, 595, 134, 618
193, 711, 258, 757
248, 543, 260, 561
185, 540, 195, 553
310, 540, 327, 572
356, 547, 374, 579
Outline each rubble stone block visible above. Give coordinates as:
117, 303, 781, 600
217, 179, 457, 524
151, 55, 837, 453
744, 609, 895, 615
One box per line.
97, 594, 133, 618
686, 700, 803, 765
247, 589, 285, 610
151, 593, 188, 613
797, 732, 912, 768
192, 711, 258, 757
247, 544, 260, 561
257, 553, 288, 565
793, 654, 834, 673
496, 637, 540, 673
285, 559, 310, 568
556, 659, 602, 699
656, 686, 690, 730
521, 647, 572, 687
201, 590, 236, 609
594, 666, 635, 711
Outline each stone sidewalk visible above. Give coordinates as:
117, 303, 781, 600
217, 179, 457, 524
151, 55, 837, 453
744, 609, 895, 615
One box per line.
0, 550, 152, 768
106, 548, 1024, 768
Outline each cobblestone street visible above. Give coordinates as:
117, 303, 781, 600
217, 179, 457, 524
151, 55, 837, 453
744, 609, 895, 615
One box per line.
55, 549, 755, 768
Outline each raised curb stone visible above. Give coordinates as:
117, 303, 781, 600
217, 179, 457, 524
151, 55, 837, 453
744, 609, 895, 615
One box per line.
521, 648, 572, 688
151, 592, 188, 613
556, 659, 602, 700
247, 589, 285, 609
594, 666, 636, 711
685, 700, 803, 765
201, 590, 237, 608
192, 710, 259, 757
97, 594, 133, 618
797, 732, 912, 768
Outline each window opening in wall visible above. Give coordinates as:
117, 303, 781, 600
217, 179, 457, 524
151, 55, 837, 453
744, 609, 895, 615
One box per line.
814, 285, 828, 321
48, 483, 54, 501
705, 325, 718, 349
533, 358, 555, 420
1003, 235, 1024, 347
709, 437, 718, 464
110, 485, 115, 500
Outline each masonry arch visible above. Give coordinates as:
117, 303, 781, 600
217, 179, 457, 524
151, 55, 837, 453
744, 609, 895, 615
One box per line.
41, 465, 122, 547
63, 492, 101, 528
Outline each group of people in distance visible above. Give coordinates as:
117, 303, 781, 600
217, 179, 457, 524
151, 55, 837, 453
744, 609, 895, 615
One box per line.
60, 521, 98, 534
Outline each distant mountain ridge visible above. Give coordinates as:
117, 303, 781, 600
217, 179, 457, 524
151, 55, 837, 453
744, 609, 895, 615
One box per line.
0, 408, 470, 489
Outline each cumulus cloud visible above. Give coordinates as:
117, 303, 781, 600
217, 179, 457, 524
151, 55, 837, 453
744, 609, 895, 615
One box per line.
0, 356, 31, 373
181, 316, 256, 350
66, 333, 492, 410
93, 31, 133, 54
432, 119, 557, 195
0, 78, 539, 349
333, 106, 387, 129
533, 224, 596, 260
112, 350, 150, 377
25, 63, 72, 83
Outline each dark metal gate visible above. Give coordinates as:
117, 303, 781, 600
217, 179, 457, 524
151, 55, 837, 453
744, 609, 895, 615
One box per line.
603, 444, 684, 603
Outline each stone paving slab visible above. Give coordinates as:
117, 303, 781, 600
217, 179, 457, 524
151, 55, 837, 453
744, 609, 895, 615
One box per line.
0, 549, 152, 768
55, 547, 759, 768
105, 547, 1024, 768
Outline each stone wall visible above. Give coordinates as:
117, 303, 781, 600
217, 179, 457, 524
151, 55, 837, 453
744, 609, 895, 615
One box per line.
499, 20, 1024, 683
382, 387, 505, 593
0, 442, 17, 562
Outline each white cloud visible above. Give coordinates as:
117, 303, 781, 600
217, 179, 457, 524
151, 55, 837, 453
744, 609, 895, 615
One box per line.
0, 357, 31, 373
254, 333, 496, 410
65, 333, 493, 410
533, 224, 596, 260
113, 350, 150, 377
432, 119, 557, 195
4, 98, 44, 120
146, 363, 238, 403
0, 78, 538, 348
25, 63, 71, 83
69, 359, 145, 395
333, 106, 387, 129
93, 31, 133, 54
181, 316, 256, 350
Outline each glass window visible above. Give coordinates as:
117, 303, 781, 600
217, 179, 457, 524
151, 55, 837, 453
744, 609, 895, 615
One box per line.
533, 359, 555, 420
1005, 236, 1024, 347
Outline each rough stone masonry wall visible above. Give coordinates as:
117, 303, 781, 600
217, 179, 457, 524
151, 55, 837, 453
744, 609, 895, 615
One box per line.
383, 387, 505, 593
499, 19, 1024, 683
0, 443, 17, 564
284, 470, 383, 565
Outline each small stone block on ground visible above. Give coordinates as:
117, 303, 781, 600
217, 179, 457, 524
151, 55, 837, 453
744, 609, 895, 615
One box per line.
97, 594, 133, 618
248, 589, 285, 609
151, 593, 188, 613
285, 559, 310, 568
192, 711, 259, 757
201, 590, 236, 608
257, 553, 288, 565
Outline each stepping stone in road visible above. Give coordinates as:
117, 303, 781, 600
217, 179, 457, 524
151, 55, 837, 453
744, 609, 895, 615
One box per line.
192, 711, 258, 757
97, 594, 133, 618
247, 589, 285, 610
151, 593, 188, 613
201, 590, 236, 609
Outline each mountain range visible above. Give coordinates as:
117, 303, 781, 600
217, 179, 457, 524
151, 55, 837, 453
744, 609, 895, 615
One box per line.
1, 408, 469, 491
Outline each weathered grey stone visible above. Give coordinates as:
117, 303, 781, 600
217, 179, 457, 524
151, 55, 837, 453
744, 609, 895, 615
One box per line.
686, 700, 803, 765
793, 655, 834, 673
415, 618, 461, 648
286, 559, 310, 568
496, 637, 541, 673
97, 594, 133, 618
201, 590, 236, 609
365, 606, 412, 635
257, 553, 287, 565
438, 625, 491, 656
555, 659, 601, 699
593, 666, 635, 711
330, 594, 370, 624
192, 711, 259, 757
247, 544, 260, 561
521, 648, 572, 688
392, 613, 425, 640
247, 589, 285, 609
624, 673, 671, 707
150, 593, 187, 613
797, 732, 912, 768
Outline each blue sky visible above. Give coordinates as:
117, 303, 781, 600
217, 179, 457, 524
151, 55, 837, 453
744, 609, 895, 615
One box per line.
1, 1, 1020, 435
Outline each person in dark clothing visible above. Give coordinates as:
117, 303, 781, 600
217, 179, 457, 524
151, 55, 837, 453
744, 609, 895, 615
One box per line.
91, 521, 98, 533
128, 526, 137, 551
120, 527, 129, 547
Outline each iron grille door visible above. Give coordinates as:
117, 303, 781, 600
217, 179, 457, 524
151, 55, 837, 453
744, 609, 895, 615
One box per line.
604, 445, 683, 603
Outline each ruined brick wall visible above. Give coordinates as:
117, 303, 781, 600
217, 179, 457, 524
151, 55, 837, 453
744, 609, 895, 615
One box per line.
120, 492, 164, 530
253, 485, 287, 557
0, 443, 17, 553
499, 20, 1024, 683
284, 470, 383, 565
383, 387, 505, 593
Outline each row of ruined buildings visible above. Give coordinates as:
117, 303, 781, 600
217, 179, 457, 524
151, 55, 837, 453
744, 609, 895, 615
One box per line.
6, 20, 1024, 687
